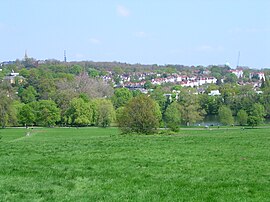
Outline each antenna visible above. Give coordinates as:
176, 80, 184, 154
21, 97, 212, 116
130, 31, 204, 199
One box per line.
24, 50, 28, 60
236, 51, 240, 68
64, 50, 67, 62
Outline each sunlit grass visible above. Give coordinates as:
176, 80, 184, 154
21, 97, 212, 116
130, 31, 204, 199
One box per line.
0, 127, 269, 201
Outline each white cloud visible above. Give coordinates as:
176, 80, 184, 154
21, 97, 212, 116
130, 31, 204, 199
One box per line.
117, 5, 130, 17
88, 38, 101, 45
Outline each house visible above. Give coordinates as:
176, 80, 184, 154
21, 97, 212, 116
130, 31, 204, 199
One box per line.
208, 90, 221, 96
230, 69, 243, 78
257, 72, 265, 80
250, 72, 265, 80
1, 61, 15, 66
3, 72, 24, 84
10, 72, 19, 76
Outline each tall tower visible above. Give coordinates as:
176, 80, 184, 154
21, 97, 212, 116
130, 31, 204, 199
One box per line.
64, 50, 67, 62
24, 50, 28, 60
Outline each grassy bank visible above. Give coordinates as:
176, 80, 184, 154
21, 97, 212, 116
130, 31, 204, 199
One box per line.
0, 127, 269, 201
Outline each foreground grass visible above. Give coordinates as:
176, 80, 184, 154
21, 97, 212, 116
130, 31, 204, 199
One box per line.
0, 127, 269, 201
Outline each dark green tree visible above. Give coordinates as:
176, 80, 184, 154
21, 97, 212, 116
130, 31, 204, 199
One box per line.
150, 87, 169, 116
248, 103, 266, 126
144, 81, 154, 89
178, 90, 205, 126
20, 86, 38, 104
117, 95, 161, 134
199, 94, 222, 115
224, 73, 238, 83
111, 88, 133, 109
247, 116, 260, 128
36, 100, 61, 127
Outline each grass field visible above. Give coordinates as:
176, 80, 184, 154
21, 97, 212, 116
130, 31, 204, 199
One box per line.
0, 127, 269, 201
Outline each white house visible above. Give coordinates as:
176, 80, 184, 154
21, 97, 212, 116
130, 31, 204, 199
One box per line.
250, 72, 265, 80
208, 90, 221, 96
230, 69, 243, 78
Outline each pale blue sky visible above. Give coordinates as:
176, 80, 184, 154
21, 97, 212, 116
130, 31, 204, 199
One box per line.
1, 0, 270, 68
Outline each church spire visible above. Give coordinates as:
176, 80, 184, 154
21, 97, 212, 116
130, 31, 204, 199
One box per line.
24, 50, 28, 60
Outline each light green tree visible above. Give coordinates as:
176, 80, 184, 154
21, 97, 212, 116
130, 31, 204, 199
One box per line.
237, 109, 248, 126
0, 94, 17, 128
66, 98, 94, 126
164, 101, 181, 132
218, 106, 234, 126
18, 103, 37, 126
95, 99, 115, 127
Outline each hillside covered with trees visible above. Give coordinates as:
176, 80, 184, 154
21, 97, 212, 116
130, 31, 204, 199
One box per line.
1, 58, 270, 132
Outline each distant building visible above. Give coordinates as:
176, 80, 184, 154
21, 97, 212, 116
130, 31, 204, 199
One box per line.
208, 90, 221, 96
230, 69, 243, 78
1, 61, 15, 66
250, 72, 265, 80
4, 72, 24, 84
10, 72, 19, 76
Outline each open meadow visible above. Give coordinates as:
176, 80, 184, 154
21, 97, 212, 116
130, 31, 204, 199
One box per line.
0, 127, 269, 201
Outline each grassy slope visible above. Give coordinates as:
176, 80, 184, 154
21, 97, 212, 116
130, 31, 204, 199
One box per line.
0, 127, 269, 201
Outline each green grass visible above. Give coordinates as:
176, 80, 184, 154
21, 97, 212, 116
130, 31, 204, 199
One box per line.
0, 127, 269, 201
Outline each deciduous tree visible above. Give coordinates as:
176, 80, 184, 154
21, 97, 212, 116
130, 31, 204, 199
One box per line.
18, 103, 37, 126
111, 88, 132, 109
36, 100, 61, 127
117, 95, 161, 134
179, 90, 205, 126
0, 93, 17, 128
248, 103, 266, 127
218, 106, 234, 126
20, 86, 38, 104
65, 98, 94, 126
237, 109, 248, 126
95, 99, 115, 127
164, 101, 181, 132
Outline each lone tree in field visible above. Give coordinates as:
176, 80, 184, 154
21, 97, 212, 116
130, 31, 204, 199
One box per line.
117, 95, 161, 134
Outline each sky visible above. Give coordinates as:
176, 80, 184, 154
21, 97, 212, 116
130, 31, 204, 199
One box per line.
1, 0, 270, 68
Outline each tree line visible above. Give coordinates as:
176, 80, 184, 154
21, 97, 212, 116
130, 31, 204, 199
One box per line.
0, 62, 270, 133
